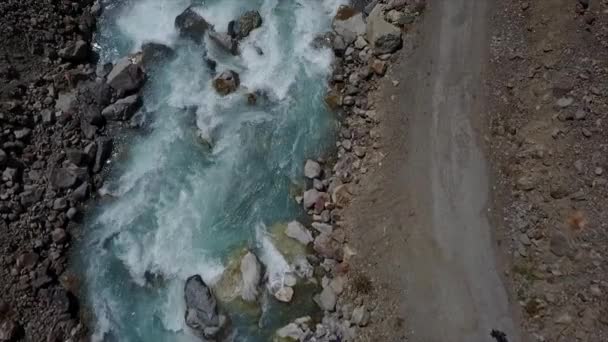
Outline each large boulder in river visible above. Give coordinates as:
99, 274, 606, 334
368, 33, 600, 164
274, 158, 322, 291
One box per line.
332, 6, 366, 45
240, 252, 261, 302
366, 5, 402, 54
140, 42, 176, 69
232, 10, 262, 39
106, 56, 146, 93
208, 31, 239, 55
184, 275, 227, 340
212, 70, 240, 96
175, 6, 212, 43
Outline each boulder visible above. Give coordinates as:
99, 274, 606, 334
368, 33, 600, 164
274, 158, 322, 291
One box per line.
285, 221, 313, 245
93, 138, 113, 173
58, 40, 89, 62
0, 320, 19, 342
101, 95, 142, 121
140, 42, 176, 68
366, 5, 402, 54
83, 104, 105, 127
208, 32, 239, 55
106, 56, 146, 93
274, 286, 294, 303
184, 275, 226, 339
233, 11, 262, 39
276, 323, 304, 340
175, 7, 211, 43
304, 159, 321, 179
302, 189, 328, 210
212, 70, 240, 96
50, 166, 87, 189
316, 286, 337, 311
240, 252, 261, 302
55, 91, 77, 114
332, 10, 366, 45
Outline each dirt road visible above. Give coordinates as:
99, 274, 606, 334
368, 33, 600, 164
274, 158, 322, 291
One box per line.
347, 1, 520, 341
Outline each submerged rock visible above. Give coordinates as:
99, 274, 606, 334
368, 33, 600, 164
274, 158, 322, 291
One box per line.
175, 7, 212, 43
184, 275, 227, 340
233, 10, 262, 39
240, 252, 261, 302
366, 5, 402, 54
212, 70, 240, 96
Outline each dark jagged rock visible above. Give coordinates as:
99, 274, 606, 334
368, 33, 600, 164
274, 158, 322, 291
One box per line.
234, 10, 262, 39
106, 57, 146, 93
58, 40, 89, 62
141, 42, 176, 69
101, 94, 142, 121
93, 138, 113, 173
208, 32, 239, 55
184, 275, 227, 340
175, 7, 212, 43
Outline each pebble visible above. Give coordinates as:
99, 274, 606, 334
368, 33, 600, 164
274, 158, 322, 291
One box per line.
556, 97, 574, 108
582, 128, 592, 137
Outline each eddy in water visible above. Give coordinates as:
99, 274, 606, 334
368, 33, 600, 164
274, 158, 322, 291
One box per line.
77, 0, 346, 340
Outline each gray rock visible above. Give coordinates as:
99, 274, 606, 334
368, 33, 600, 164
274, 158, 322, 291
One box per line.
234, 10, 262, 39
364, 1, 378, 16
304, 159, 322, 179
50, 166, 87, 189
316, 286, 337, 311
175, 7, 211, 43
101, 94, 142, 121
314, 232, 342, 260
55, 91, 77, 114
107, 57, 146, 93
303, 188, 325, 209
556, 97, 574, 108
274, 286, 294, 303
332, 34, 347, 56
14, 128, 31, 140
184, 275, 226, 339
41, 109, 55, 124
93, 138, 113, 173
550, 233, 570, 257
0, 320, 18, 342
20, 188, 43, 206
354, 36, 368, 49
311, 222, 333, 234
366, 5, 402, 54
293, 255, 314, 279
209, 31, 239, 55
240, 252, 261, 302
52, 198, 68, 211
285, 221, 313, 245
352, 306, 370, 326
2, 167, 20, 183
51, 228, 68, 244
66, 149, 88, 166
59, 40, 89, 62
66, 207, 78, 220
141, 42, 176, 69
212, 70, 240, 96
71, 183, 89, 202
332, 13, 366, 45
276, 323, 304, 340
0, 149, 5, 166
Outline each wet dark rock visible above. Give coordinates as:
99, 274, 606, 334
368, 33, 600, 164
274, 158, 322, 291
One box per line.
93, 138, 113, 173
212, 70, 240, 96
106, 57, 146, 93
101, 94, 142, 121
20, 188, 43, 206
58, 40, 89, 62
71, 183, 89, 202
83, 104, 105, 127
66, 149, 88, 167
184, 275, 227, 339
175, 7, 212, 43
141, 42, 176, 69
234, 11, 262, 39
209, 32, 239, 55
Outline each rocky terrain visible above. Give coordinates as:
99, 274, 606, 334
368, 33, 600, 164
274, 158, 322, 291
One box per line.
488, 0, 608, 341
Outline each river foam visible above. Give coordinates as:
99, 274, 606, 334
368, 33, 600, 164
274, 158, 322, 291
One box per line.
80, 0, 345, 340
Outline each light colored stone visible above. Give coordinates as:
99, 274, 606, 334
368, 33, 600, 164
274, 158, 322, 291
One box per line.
316, 286, 337, 311
304, 159, 322, 179
366, 5, 402, 54
354, 36, 368, 49
274, 286, 294, 303
352, 305, 370, 326
286, 221, 313, 245
276, 323, 303, 340
240, 252, 261, 302
332, 13, 366, 45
